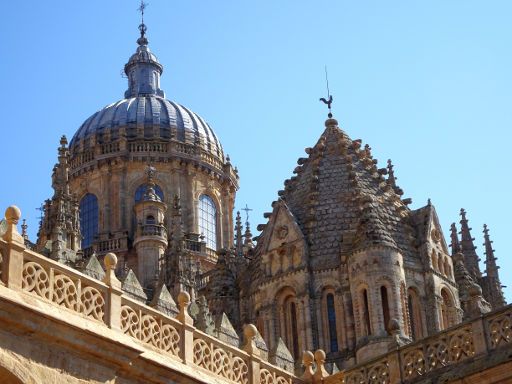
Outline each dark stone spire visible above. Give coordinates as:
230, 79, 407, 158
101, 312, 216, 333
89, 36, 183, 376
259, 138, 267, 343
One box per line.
450, 222, 460, 256
244, 220, 254, 250
482, 224, 506, 308
459, 208, 482, 281
234, 211, 243, 257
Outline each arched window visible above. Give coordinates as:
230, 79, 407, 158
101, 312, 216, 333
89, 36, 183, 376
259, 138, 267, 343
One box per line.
79, 194, 98, 248
135, 184, 164, 202
444, 259, 452, 279
146, 215, 155, 225
362, 289, 372, 336
438, 254, 445, 275
282, 297, 299, 359
326, 293, 339, 352
431, 251, 438, 272
408, 288, 423, 340
440, 288, 454, 330
198, 195, 217, 250
381, 286, 391, 334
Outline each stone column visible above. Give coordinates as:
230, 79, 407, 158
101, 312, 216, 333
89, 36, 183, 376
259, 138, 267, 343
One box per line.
102, 252, 122, 330
2, 206, 25, 290
303, 295, 314, 351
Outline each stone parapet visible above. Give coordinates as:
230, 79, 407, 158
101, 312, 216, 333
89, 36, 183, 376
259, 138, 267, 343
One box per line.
0, 206, 299, 384
324, 304, 512, 384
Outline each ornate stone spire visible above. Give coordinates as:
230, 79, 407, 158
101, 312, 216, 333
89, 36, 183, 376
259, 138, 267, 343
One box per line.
453, 252, 491, 320
21, 219, 28, 241
386, 159, 404, 196
234, 211, 243, 257
244, 220, 254, 250
124, 2, 165, 98
450, 222, 460, 256
36, 136, 81, 263
142, 165, 161, 202
482, 224, 506, 308
459, 208, 482, 281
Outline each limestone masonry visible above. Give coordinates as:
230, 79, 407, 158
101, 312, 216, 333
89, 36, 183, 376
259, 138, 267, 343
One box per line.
0, 11, 511, 384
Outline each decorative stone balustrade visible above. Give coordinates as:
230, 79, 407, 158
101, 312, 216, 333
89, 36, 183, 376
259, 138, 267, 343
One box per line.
70, 139, 234, 181
0, 205, 302, 384
139, 224, 167, 237
324, 304, 512, 384
3, 205, 509, 384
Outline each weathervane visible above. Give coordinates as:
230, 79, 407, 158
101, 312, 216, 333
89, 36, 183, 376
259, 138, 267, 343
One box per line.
242, 204, 253, 226
319, 66, 333, 118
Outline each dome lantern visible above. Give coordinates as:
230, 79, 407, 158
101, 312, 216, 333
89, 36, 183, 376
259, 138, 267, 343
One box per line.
123, 7, 165, 98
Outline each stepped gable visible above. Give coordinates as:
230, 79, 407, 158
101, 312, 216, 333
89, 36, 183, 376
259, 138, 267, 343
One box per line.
279, 117, 415, 268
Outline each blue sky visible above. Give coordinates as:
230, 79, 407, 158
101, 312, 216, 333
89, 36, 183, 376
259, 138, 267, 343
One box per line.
1, 1, 511, 299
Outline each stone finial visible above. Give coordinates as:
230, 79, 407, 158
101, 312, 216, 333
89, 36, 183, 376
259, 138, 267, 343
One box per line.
301, 350, 315, 382
104, 252, 117, 270
102, 252, 121, 289
313, 349, 329, 381
242, 324, 260, 356
177, 291, 193, 325
3, 206, 24, 244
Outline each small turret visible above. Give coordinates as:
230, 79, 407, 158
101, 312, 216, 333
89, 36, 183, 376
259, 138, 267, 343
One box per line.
133, 165, 168, 293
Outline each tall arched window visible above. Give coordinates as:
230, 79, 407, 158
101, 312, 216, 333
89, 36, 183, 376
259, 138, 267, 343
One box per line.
135, 184, 164, 202
79, 194, 98, 248
198, 195, 217, 250
440, 288, 454, 330
381, 286, 391, 334
326, 293, 339, 352
407, 288, 423, 340
282, 297, 299, 359
362, 289, 372, 336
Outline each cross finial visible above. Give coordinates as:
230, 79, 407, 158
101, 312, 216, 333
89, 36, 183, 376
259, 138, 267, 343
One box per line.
138, 1, 148, 23
242, 204, 253, 226
137, 1, 149, 45
319, 66, 333, 118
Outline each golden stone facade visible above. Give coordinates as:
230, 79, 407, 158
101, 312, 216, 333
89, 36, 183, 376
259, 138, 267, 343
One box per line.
0, 12, 510, 384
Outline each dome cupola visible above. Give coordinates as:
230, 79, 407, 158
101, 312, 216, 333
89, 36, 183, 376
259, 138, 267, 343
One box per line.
124, 21, 165, 98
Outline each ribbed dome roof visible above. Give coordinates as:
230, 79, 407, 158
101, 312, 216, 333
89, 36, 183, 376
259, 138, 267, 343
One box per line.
69, 23, 224, 162
69, 96, 224, 160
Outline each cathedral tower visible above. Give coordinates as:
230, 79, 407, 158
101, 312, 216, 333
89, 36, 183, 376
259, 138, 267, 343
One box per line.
38, 11, 239, 295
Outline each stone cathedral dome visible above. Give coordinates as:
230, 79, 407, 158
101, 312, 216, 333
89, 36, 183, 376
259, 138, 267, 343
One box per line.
69, 24, 224, 162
